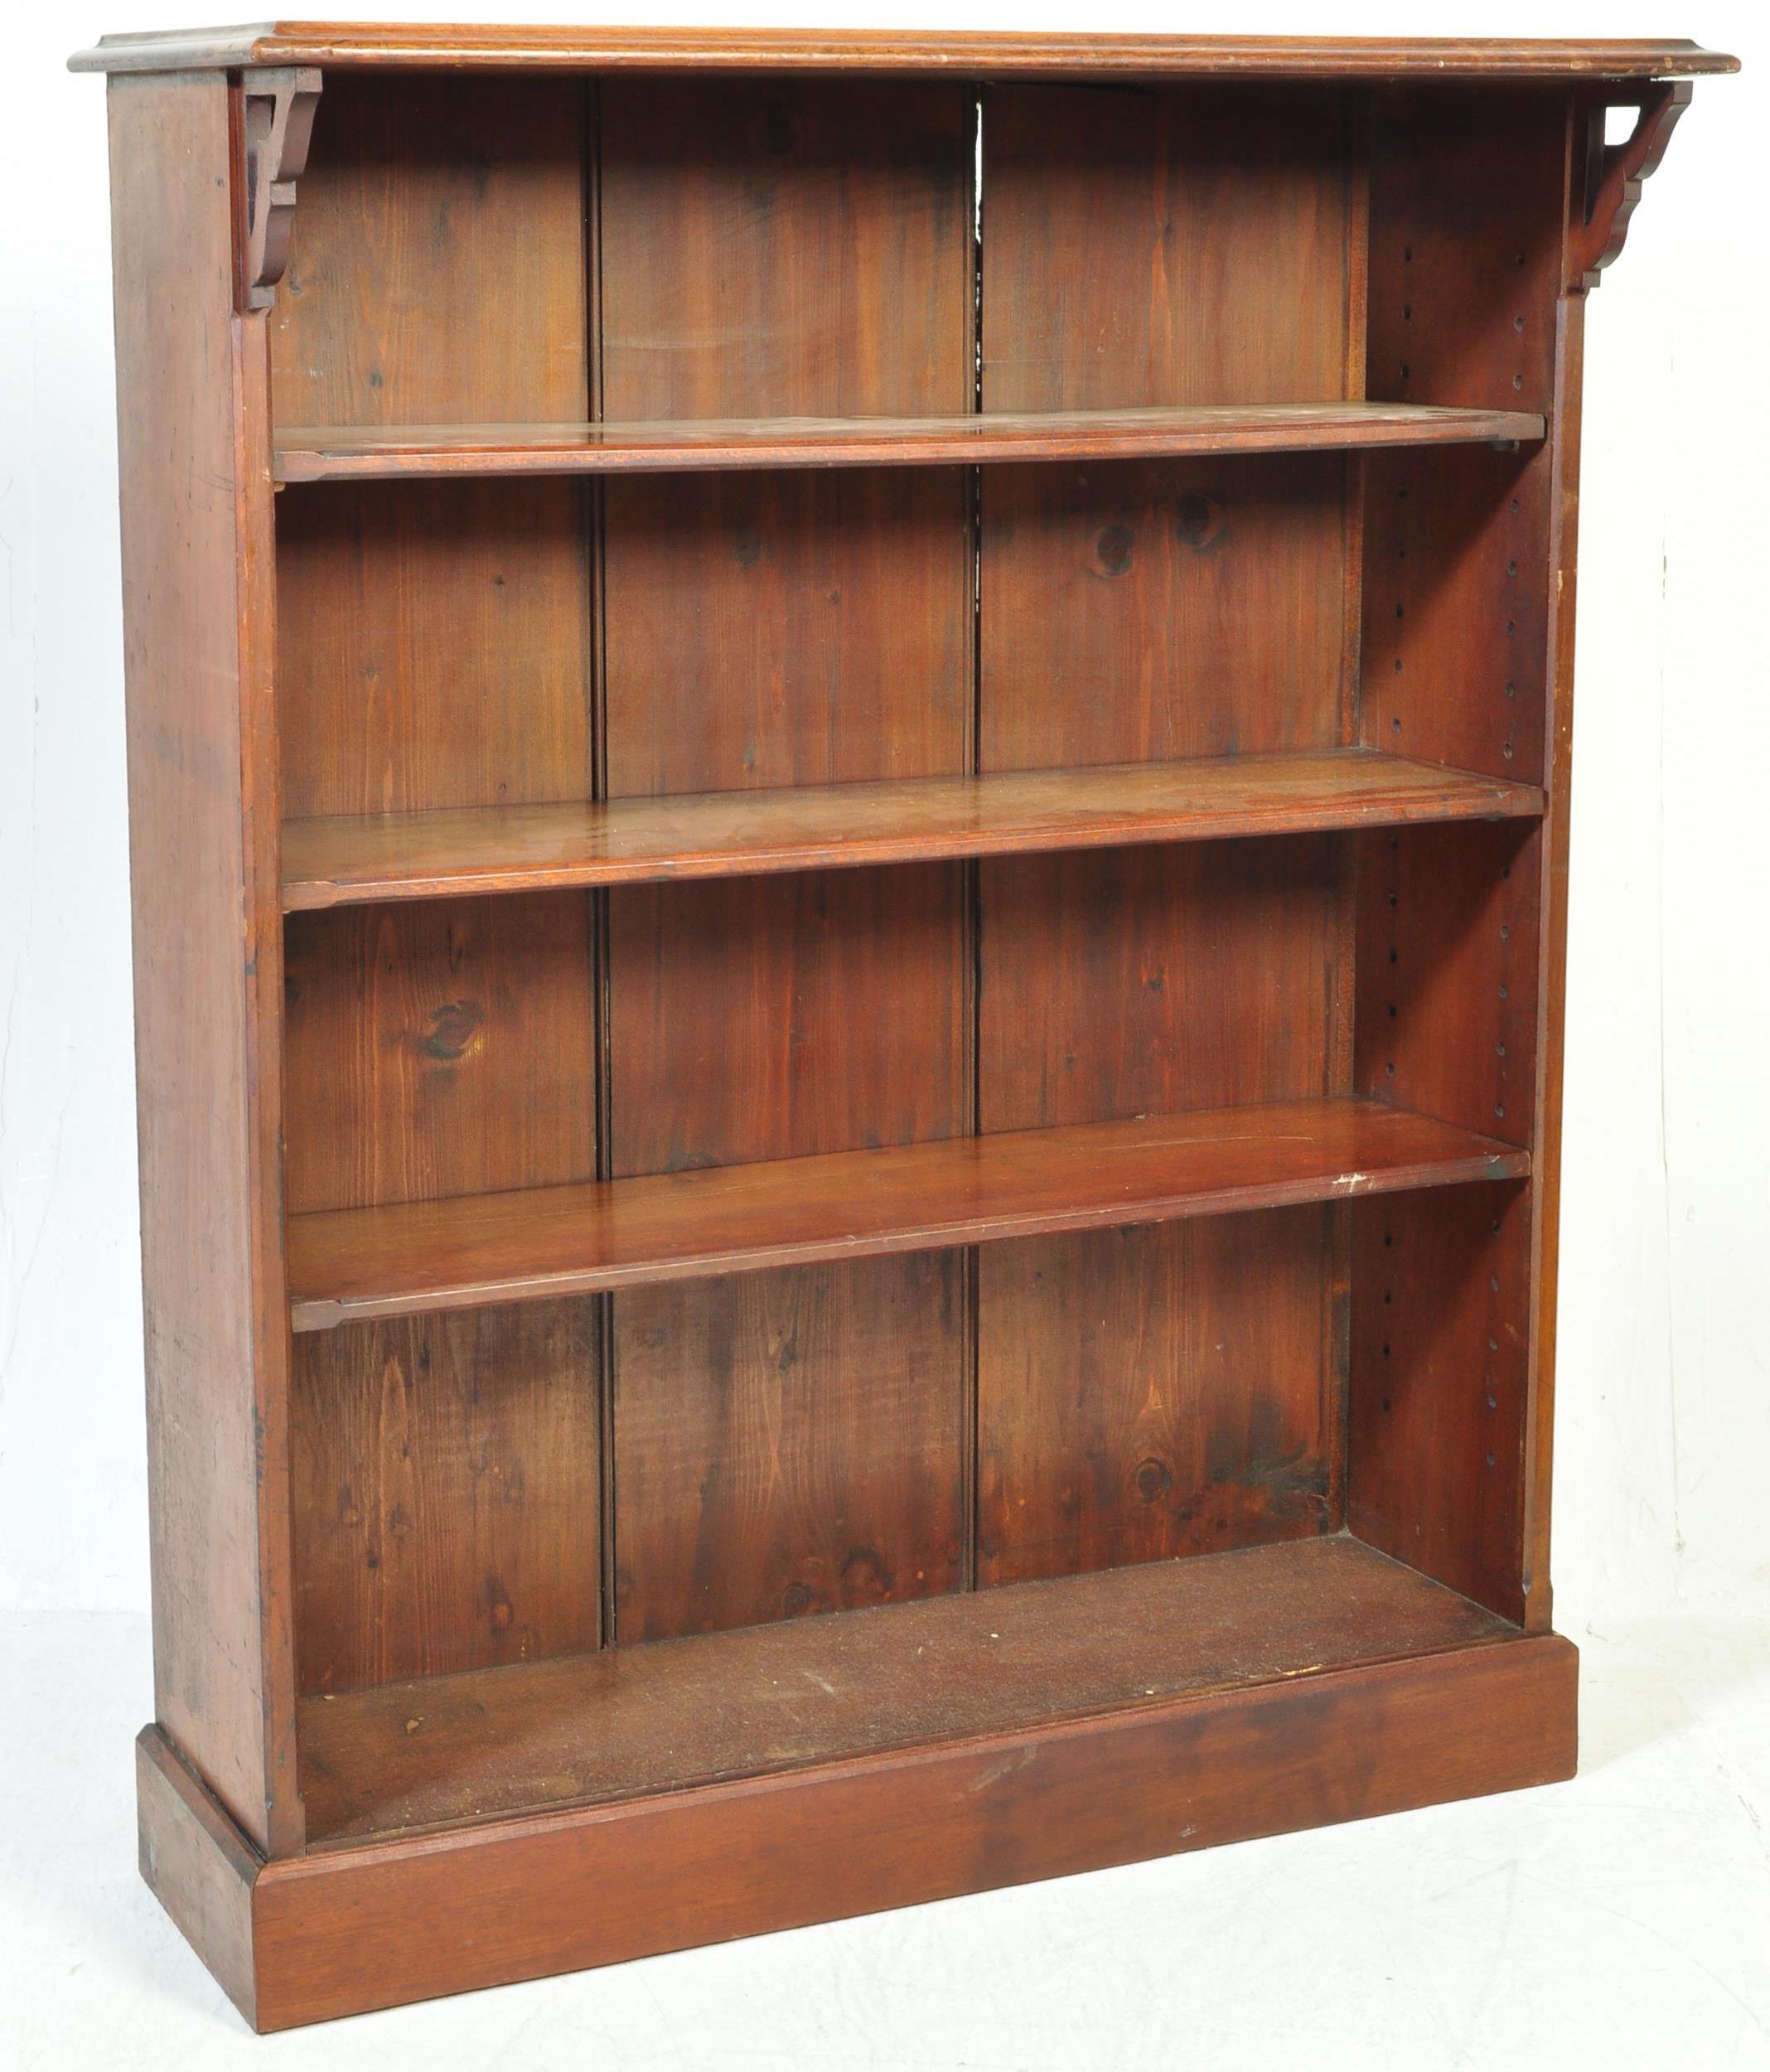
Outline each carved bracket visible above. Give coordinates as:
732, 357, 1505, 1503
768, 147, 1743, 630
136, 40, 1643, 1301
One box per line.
239, 66, 322, 313
1569, 81, 1692, 291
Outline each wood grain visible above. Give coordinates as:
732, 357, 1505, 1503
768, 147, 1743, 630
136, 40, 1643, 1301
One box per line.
136, 1730, 261, 2027
1359, 89, 1567, 788
277, 481, 593, 819
601, 472, 972, 799
596, 76, 976, 1645
86, 41, 1716, 2026
268, 72, 589, 428
312, 754, 1534, 903
979, 1212, 1336, 1585
297, 1535, 1515, 1840
979, 458, 1352, 767
613, 1256, 965, 1639
972, 88, 1364, 1588
281, 752, 1545, 908
273, 403, 1546, 479
71, 27, 1739, 77
292, 1300, 601, 1693
283, 893, 597, 1216
268, 71, 607, 1714
285, 1099, 1531, 1330
981, 839, 1347, 1131
1354, 819, 1540, 1149
1350, 1183, 1534, 1620
106, 72, 301, 1855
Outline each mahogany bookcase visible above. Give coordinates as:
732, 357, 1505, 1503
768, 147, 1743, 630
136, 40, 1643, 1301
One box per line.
72, 25, 1734, 2031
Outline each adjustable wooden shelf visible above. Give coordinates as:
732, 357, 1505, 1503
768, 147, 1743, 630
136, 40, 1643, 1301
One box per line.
74, 23, 1734, 2031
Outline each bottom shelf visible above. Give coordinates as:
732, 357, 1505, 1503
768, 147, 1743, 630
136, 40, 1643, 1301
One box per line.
299, 1534, 1516, 1845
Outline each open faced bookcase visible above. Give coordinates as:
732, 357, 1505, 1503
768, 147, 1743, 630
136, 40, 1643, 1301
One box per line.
73, 23, 1734, 2031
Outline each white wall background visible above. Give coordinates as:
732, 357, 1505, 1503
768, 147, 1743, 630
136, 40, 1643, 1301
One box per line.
2, 0, 1764, 1651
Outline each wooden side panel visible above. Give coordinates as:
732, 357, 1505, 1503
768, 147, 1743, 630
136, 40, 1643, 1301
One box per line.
1357, 90, 1576, 1629
292, 1300, 601, 1693
1524, 277, 1589, 1635
268, 75, 602, 1693
598, 78, 975, 1640
249, 1634, 1578, 2030
106, 73, 297, 1853
1350, 1183, 1533, 1619
1360, 89, 1566, 784
1350, 821, 1540, 1619
615, 1257, 965, 1639
976, 91, 1358, 1585
979, 1213, 1335, 1585
1355, 819, 1540, 1148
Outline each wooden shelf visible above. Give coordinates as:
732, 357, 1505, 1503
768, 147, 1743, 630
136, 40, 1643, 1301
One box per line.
286, 1097, 1529, 1330
281, 750, 1545, 910
272, 403, 1546, 482
299, 1534, 1518, 1843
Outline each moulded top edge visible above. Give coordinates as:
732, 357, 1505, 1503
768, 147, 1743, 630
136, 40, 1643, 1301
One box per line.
68, 24, 1741, 80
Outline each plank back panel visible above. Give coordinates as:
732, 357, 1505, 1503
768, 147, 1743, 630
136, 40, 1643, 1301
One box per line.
293, 1300, 601, 1693
598, 77, 976, 1639
615, 1258, 965, 1639
284, 892, 600, 1680
273, 75, 602, 1691
978, 837, 1347, 1579
269, 73, 590, 428
979, 1212, 1337, 1586
974, 90, 1359, 1585
277, 481, 592, 819
284, 893, 598, 1217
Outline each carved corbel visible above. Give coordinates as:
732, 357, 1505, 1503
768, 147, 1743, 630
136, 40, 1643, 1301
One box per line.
1569, 81, 1692, 291
238, 66, 322, 312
